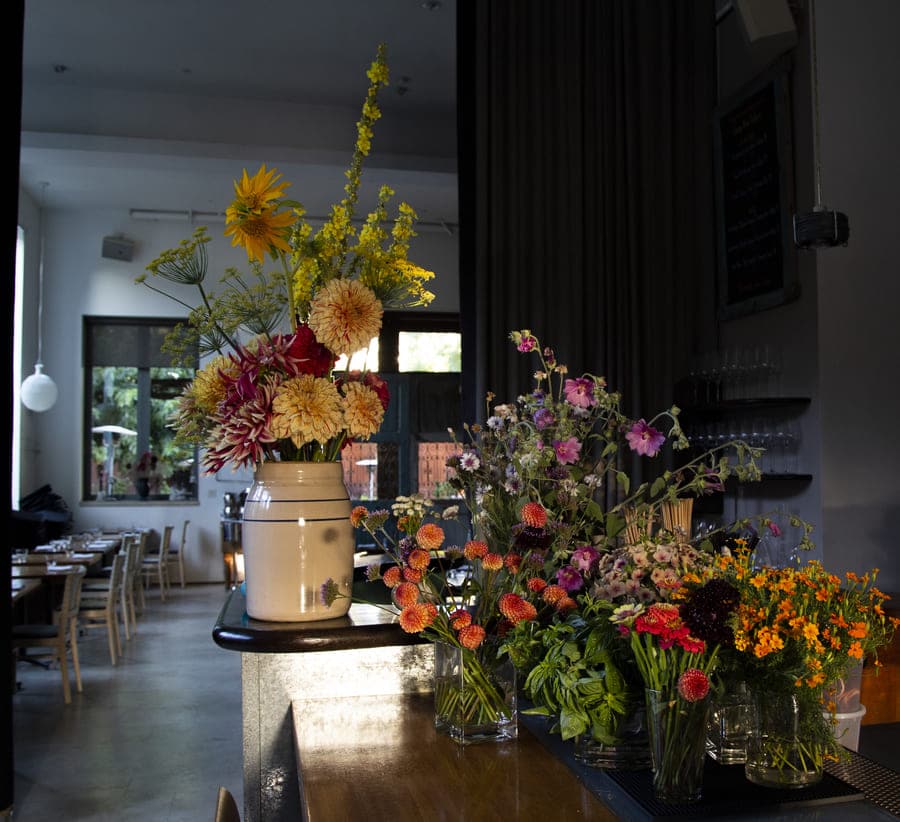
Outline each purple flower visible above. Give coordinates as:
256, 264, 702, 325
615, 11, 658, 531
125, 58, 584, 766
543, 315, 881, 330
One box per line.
533, 408, 555, 430
556, 565, 584, 593
767, 521, 782, 537
516, 333, 537, 352
553, 436, 582, 465
564, 377, 597, 409
625, 419, 665, 457
571, 545, 600, 573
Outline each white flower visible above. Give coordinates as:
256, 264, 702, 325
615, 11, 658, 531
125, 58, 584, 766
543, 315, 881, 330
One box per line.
459, 452, 481, 472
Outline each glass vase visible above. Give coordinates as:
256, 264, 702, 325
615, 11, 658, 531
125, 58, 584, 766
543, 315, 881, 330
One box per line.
707, 680, 751, 765
645, 688, 710, 804
433, 640, 517, 744
574, 700, 652, 770
745, 690, 826, 789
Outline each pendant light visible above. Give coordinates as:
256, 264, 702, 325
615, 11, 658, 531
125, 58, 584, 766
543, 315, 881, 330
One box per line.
793, 0, 850, 249
21, 182, 59, 412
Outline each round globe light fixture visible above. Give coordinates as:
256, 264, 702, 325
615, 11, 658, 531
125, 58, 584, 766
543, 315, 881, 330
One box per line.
21, 363, 59, 412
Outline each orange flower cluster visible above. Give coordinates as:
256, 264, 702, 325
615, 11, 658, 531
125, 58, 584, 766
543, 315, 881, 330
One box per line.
351, 499, 573, 654
717, 548, 899, 691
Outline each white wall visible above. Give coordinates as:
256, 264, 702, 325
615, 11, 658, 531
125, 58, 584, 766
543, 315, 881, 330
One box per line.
15, 193, 459, 583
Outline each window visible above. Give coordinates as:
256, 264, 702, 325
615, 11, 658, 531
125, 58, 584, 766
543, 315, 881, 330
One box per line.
338, 312, 463, 502
83, 317, 197, 502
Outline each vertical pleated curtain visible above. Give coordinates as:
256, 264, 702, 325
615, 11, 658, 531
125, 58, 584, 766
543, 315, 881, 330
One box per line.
458, 0, 718, 484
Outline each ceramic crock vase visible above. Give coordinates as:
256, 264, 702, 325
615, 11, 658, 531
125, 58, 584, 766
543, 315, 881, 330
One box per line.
241, 461, 354, 622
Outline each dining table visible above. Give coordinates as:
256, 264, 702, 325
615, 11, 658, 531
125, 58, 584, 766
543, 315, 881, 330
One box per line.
11, 553, 102, 577
11, 577, 43, 604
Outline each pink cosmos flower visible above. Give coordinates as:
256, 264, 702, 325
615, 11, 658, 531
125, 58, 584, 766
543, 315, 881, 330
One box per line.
767, 521, 783, 537
563, 377, 597, 408
625, 419, 665, 457
553, 437, 582, 465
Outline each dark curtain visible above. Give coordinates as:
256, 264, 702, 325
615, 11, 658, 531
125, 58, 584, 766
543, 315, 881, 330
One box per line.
458, 0, 717, 441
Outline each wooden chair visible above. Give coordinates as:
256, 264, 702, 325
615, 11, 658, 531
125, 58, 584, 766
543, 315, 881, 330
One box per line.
78, 551, 124, 665
12, 566, 86, 703
167, 519, 189, 588
215, 787, 241, 822
141, 524, 172, 600
132, 530, 149, 613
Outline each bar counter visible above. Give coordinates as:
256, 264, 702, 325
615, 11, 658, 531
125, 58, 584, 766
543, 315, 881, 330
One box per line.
214, 589, 900, 822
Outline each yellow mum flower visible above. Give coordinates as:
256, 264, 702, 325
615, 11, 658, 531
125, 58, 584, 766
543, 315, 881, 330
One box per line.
271, 375, 344, 447
191, 355, 236, 413
308, 278, 383, 355
230, 164, 290, 212
341, 381, 385, 439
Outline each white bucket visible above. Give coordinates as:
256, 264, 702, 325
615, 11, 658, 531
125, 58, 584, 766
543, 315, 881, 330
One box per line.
824, 704, 866, 752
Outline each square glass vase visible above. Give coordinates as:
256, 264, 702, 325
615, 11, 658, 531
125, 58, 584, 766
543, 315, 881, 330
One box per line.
433, 640, 517, 744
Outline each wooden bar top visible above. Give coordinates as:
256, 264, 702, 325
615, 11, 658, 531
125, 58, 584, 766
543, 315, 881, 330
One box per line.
291, 693, 617, 822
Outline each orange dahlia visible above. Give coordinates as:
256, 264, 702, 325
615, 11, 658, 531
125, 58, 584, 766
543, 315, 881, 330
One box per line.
542, 585, 568, 606
458, 624, 486, 649
402, 567, 423, 584
463, 540, 488, 560
520, 502, 548, 528
504, 553, 522, 573
407, 548, 430, 571
350, 505, 369, 527
399, 603, 432, 633
449, 609, 472, 630
527, 577, 548, 594
416, 523, 445, 551
382, 566, 402, 588
482, 552, 504, 572
499, 593, 538, 625
393, 582, 420, 608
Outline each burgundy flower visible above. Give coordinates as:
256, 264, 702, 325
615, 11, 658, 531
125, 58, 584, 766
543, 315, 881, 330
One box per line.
556, 565, 584, 593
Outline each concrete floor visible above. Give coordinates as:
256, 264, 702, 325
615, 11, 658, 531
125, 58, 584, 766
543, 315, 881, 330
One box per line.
11, 583, 242, 821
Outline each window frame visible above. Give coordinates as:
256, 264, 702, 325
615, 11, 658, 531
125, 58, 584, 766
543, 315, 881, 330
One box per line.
82, 316, 198, 504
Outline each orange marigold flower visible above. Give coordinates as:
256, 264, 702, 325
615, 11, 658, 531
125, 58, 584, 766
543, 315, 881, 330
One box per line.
463, 540, 489, 560
457, 623, 486, 649
397, 515, 410, 533
350, 505, 369, 527
520, 502, 548, 528
399, 603, 432, 633
542, 585, 568, 605
499, 593, 538, 624
393, 581, 420, 608
482, 552, 504, 572
416, 523, 445, 550
450, 609, 472, 630
382, 566, 402, 588
848, 621, 868, 639
504, 553, 522, 573
407, 548, 430, 571
402, 567, 423, 584
830, 614, 849, 629
848, 640, 864, 660
527, 577, 548, 593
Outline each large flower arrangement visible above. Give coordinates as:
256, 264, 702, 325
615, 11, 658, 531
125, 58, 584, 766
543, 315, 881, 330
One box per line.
138, 44, 434, 474
446, 330, 761, 564
708, 544, 899, 770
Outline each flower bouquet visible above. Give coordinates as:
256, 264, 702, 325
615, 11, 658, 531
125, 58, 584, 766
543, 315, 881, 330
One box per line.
138, 44, 435, 475
342, 496, 578, 743
610, 578, 740, 803
713, 546, 899, 787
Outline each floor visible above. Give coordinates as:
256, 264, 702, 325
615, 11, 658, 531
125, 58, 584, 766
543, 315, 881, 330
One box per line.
11, 583, 243, 821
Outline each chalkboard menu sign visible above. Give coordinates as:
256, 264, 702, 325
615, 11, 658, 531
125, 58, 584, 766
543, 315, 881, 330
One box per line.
714, 64, 798, 319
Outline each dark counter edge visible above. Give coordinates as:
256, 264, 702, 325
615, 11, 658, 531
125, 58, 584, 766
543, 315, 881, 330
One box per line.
212, 588, 426, 654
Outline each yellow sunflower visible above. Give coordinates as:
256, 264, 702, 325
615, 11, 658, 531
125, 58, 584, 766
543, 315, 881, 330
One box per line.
224, 165, 294, 262
341, 381, 385, 439
308, 279, 383, 355
271, 375, 344, 447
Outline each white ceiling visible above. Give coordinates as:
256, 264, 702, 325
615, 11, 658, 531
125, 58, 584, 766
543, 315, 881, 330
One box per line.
18, 0, 458, 222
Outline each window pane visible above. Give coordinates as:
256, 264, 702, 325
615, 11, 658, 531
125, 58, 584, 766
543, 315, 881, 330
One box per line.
335, 338, 379, 372
85, 318, 197, 502
416, 442, 462, 499
398, 332, 461, 372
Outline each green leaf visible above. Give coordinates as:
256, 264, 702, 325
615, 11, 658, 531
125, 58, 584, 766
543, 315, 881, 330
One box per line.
559, 707, 589, 741
615, 472, 630, 494
650, 476, 667, 498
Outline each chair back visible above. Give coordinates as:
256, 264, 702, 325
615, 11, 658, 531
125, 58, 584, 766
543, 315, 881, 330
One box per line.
180, 519, 190, 553
107, 551, 125, 599
215, 786, 241, 822
61, 566, 87, 628
161, 524, 173, 553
